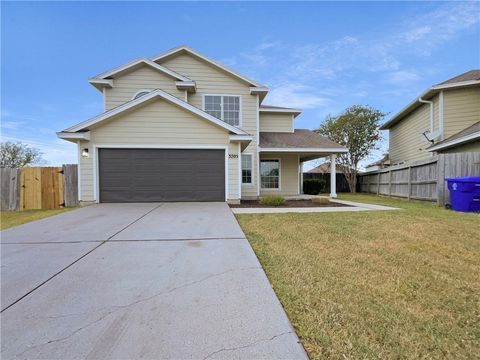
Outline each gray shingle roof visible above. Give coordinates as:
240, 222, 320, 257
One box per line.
259, 129, 345, 149
437, 69, 480, 85
428, 121, 480, 149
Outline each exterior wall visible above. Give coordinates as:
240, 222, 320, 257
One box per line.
228, 142, 240, 201
438, 140, 480, 153
259, 153, 300, 197
78, 99, 236, 202
159, 53, 260, 198
259, 113, 294, 132
389, 101, 434, 164
104, 66, 184, 110
442, 87, 480, 138
389, 87, 480, 164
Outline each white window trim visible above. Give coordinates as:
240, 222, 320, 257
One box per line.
131, 89, 153, 100
91, 144, 229, 203
260, 158, 281, 191
241, 153, 254, 185
202, 94, 243, 127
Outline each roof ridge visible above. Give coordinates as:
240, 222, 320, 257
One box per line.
151, 45, 267, 88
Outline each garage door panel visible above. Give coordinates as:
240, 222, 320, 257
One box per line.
99, 149, 225, 202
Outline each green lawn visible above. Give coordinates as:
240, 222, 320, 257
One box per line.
0, 208, 73, 230
236, 194, 480, 359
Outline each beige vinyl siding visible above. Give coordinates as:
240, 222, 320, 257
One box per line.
438, 140, 480, 153
90, 99, 229, 144
259, 153, 300, 196
442, 87, 480, 138
78, 99, 234, 202
160, 53, 259, 198
259, 113, 294, 132
228, 142, 240, 200
104, 66, 184, 110
78, 140, 94, 201
389, 103, 434, 164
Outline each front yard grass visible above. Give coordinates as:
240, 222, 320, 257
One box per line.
0, 208, 73, 230
236, 194, 480, 359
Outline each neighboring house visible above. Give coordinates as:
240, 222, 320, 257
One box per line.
364, 159, 391, 172
306, 162, 355, 174
58, 45, 347, 203
380, 70, 480, 165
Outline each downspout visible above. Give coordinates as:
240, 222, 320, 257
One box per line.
418, 97, 434, 132
438, 91, 444, 140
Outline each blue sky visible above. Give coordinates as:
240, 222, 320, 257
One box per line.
1, 1, 479, 167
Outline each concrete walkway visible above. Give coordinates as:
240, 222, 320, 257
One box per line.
1, 203, 307, 360
231, 199, 399, 214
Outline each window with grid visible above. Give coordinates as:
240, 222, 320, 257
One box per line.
204, 95, 240, 126
241, 154, 253, 184
260, 160, 279, 189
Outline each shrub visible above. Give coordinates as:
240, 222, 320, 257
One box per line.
260, 195, 286, 206
303, 178, 327, 195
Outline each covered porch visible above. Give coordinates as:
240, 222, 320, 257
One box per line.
258, 130, 348, 198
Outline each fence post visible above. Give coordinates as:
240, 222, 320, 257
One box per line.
388, 170, 392, 197
377, 173, 380, 195
407, 166, 412, 200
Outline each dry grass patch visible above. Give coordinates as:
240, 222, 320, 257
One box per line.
236, 194, 480, 359
0, 208, 73, 230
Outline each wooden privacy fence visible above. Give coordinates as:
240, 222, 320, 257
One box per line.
0, 164, 78, 210
358, 152, 480, 205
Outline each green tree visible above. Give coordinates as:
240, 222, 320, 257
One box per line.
315, 105, 386, 193
0, 141, 44, 168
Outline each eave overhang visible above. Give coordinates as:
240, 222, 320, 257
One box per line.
427, 131, 480, 152
380, 80, 480, 130
56, 131, 91, 142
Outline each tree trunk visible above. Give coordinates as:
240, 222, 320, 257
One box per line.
345, 170, 356, 193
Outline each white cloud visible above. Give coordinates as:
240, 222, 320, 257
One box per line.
229, 1, 478, 117
265, 83, 330, 109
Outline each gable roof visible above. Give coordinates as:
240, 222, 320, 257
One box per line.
59, 89, 248, 136
438, 69, 480, 85
306, 162, 355, 174
89, 58, 192, 91
427, 121, 480, 152
380, 69, 480, 130
152, 45, 267, 89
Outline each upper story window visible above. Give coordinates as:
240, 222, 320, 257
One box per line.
203, 95, 241, 126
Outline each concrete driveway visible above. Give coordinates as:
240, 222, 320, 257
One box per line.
1, 203, 307, 359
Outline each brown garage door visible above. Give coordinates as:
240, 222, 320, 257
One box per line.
98, 148, 225, 202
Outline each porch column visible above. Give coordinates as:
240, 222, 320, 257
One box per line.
330, 154, 337, 198
299, 159, 304, 194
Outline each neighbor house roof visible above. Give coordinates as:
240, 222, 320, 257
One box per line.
152, 45, 267, 89
57, 89, 249, 139
438, 69, 480, 85
306, 162, 354, 174
380, 69, 480, 130
427, 121, 480, 152
259, 129, 348, 152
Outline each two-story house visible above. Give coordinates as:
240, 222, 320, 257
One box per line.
380, 70, 480, 165
58, 45, 347, 203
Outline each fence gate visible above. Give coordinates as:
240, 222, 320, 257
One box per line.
19, 167, 63, 210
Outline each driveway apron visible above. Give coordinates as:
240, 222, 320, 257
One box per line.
1, 203, 307, 359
